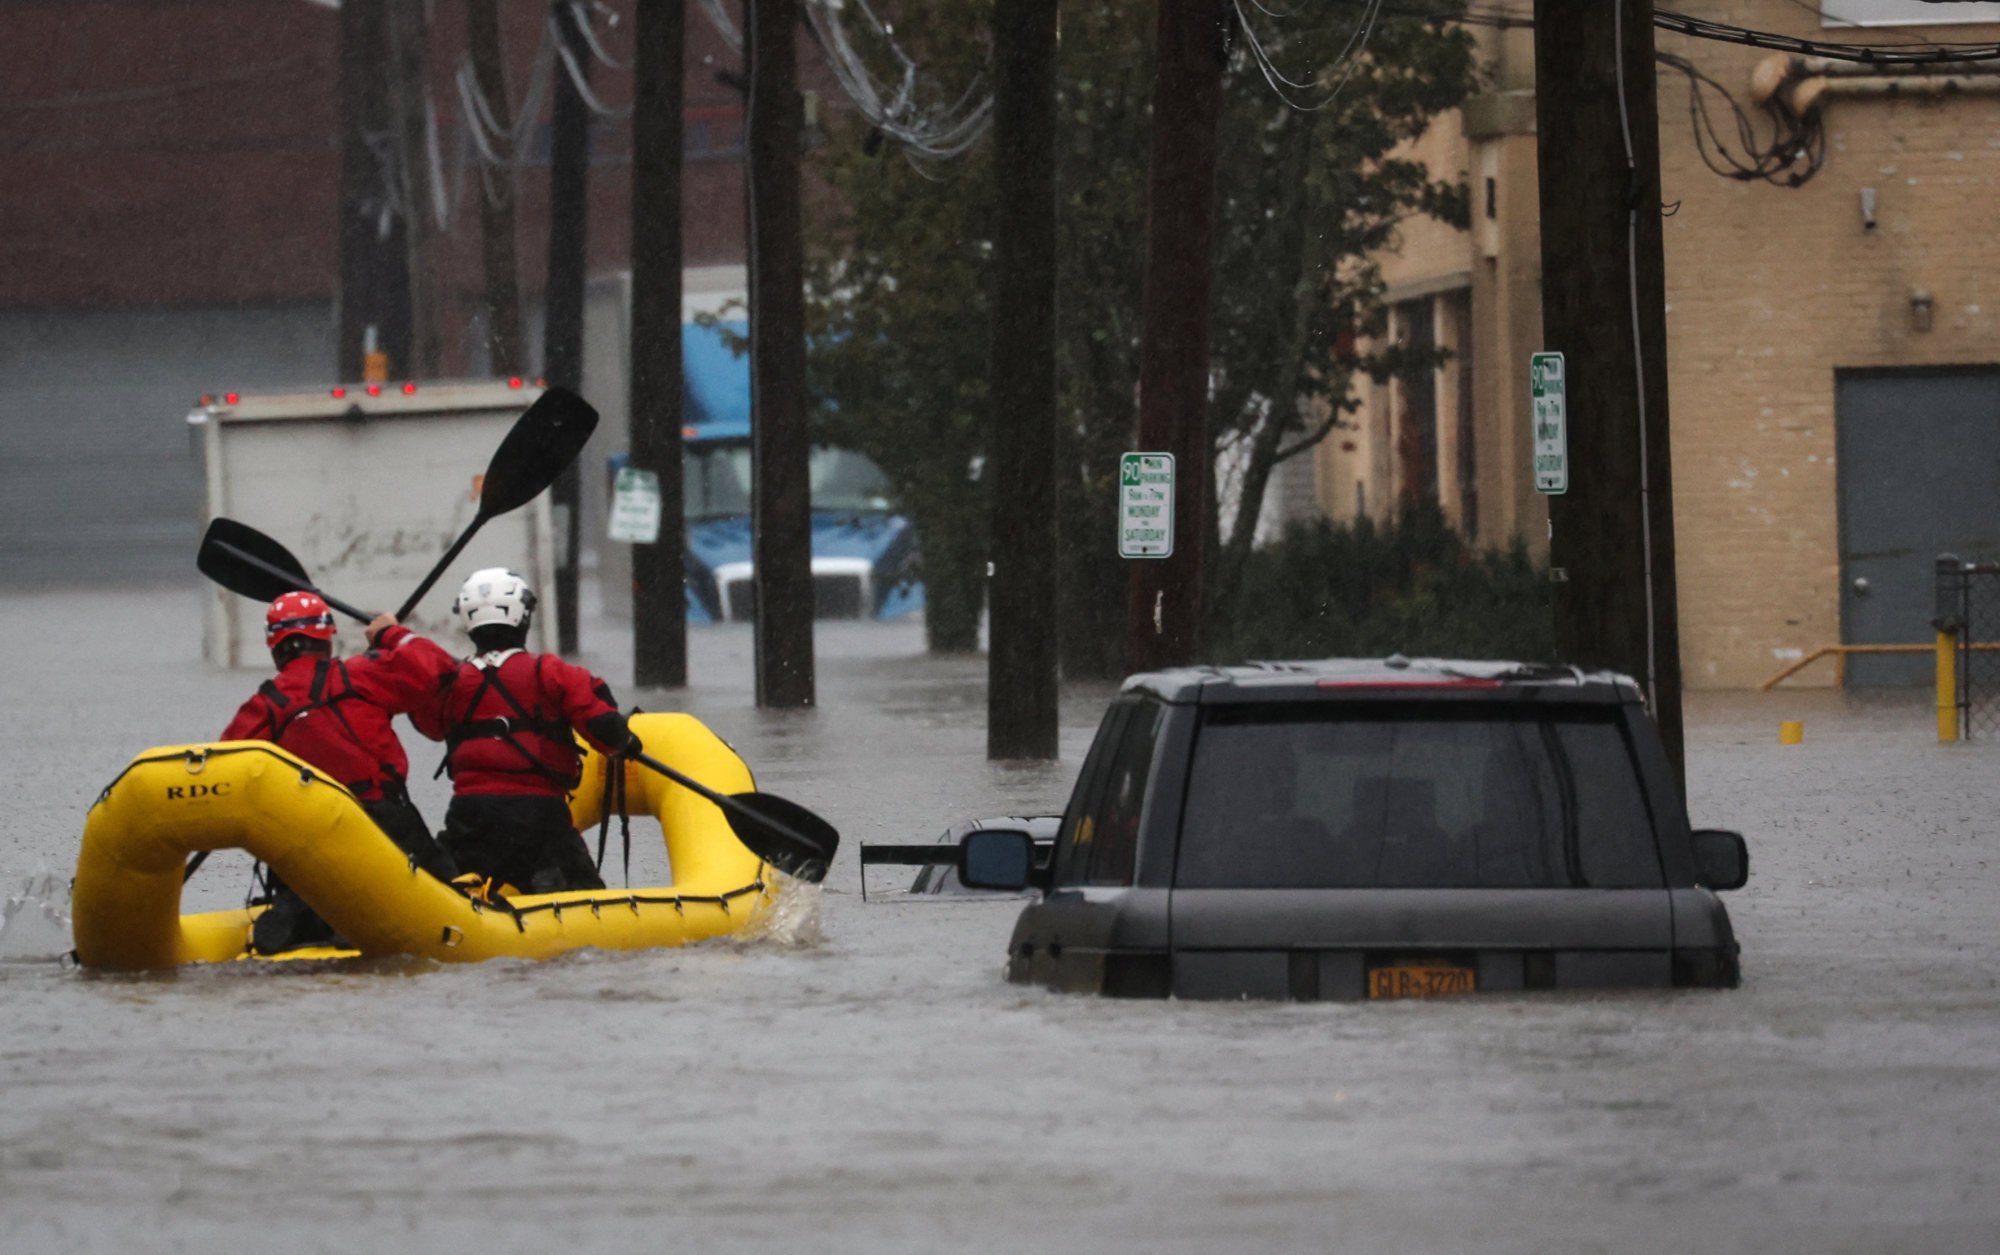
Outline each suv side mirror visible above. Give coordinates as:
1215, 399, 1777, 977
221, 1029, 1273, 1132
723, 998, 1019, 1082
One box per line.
959, 829, 1036, 891
1691, 829, 1749, 891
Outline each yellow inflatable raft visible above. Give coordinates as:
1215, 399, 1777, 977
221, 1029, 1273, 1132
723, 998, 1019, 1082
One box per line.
73, 712, 778, 970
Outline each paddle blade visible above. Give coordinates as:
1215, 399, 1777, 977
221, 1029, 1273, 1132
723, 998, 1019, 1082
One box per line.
479, 385, 599, 517
197, 518, 314, 603
723, 791, 841, 884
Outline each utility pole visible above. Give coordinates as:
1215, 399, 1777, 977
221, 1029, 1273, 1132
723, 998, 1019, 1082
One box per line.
746, 0, 815, 708
1128, 0, 1225, 673
629, 0, 688, 688
544, 0, 592, 655
467, 0, 525, 377
986, 0, 1060, 759
336, 0, 409, 380
385, 0, 442, 378
1532, 0, 1685, 784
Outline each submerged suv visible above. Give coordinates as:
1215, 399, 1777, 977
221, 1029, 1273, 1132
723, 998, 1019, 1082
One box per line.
959, 659, 1747, 1000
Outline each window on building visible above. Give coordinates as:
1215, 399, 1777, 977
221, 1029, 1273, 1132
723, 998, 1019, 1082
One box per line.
1394, 298, 1438, 509
1446, 289, 1477, 541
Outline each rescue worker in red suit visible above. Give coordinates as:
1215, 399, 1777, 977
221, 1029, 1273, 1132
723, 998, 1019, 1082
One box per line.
222, 592, 463, 952
408, 568, 641, 895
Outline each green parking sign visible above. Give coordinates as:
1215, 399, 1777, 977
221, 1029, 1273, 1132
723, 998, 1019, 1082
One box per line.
1531, 351, 1568, 495
1118, 452, 1174, 559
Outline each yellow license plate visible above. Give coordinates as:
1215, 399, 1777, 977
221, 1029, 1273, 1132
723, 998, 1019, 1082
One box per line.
1367, 963, 1476, 999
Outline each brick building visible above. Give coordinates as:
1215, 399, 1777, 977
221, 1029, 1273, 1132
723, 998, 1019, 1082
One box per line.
1316, 0, 2000, 688
0, 0, 756, 583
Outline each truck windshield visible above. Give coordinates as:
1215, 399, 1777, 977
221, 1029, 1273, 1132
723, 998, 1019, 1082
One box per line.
684, 441, 895, 520
1175, 704, 1662, 889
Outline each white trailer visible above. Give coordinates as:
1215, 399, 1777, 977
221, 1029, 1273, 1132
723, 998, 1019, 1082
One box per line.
189, 380, 561, 668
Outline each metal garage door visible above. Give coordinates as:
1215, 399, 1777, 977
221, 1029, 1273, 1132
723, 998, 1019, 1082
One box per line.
1836, 367, 2000, 687
0, 304, 332, 584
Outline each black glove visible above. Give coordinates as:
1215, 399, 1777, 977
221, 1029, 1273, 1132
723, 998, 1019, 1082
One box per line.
587, 711, 642, 756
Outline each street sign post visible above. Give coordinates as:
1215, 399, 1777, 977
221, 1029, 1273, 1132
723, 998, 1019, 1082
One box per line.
608, 466, 663, 544
1118, 452, 1174, 559
1532, 351, 1568, 495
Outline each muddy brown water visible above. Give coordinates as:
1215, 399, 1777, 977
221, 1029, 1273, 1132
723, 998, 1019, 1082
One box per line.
2, 583, 1996, 1253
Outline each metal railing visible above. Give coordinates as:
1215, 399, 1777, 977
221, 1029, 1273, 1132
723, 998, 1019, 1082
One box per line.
1760, 642, 1949, 691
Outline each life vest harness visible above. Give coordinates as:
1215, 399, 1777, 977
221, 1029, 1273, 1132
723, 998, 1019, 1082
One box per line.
256, 658, 399, 795
437, 655, 582, 789
593, 715, 638, 887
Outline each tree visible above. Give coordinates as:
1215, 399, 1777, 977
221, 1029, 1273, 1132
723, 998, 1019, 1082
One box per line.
1203, 13, 1476, 628
797, 3, 1477, 665
800, 96, 996, 653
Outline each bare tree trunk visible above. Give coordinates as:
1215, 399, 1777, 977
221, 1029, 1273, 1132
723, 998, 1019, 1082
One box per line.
545, 0, 591, 653
630, 0, 687, 687
987, 0, 1060, 759
386, 0, 442, 378
337, 0, 409, 379
466, 0, 524, 376
1209, 136, 1321, 622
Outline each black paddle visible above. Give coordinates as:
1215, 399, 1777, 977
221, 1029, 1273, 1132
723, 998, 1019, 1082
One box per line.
394, 385, 599, 621
626, 751, 839, 884
196, 518, 373, 624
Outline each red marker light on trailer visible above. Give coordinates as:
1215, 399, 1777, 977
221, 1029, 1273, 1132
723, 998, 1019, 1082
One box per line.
366, 384, 382, 397
196, 394, 214, 407
331, 386, 347, 399
507, 376, 523, 389
223, 392, 240, 405
402, 382, 417, 395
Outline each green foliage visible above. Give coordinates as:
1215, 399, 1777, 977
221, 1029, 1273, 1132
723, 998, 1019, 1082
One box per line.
1051, 2, 1153, 678
797, 3, 1480, 662
1209, 506, 1554, 665
1205, 14, 1479, 621
799, 7, 996, 651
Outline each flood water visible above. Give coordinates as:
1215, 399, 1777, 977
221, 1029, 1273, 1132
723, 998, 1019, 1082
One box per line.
3, 583, 1996, 1253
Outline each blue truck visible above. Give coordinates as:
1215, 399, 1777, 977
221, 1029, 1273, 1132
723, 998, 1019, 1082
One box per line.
621, 322, 923, 625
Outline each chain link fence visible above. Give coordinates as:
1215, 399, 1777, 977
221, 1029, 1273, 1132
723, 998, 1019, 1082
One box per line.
1938, 558, 2000, 740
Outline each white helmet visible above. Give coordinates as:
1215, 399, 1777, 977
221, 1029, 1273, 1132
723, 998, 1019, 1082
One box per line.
453, 567, 537, 631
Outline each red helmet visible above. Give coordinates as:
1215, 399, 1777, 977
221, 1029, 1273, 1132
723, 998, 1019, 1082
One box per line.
265, 591, 337, 648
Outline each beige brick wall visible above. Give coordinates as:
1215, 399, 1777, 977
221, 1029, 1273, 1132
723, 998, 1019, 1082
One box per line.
1657, 3, 2000, 687
1317, 3, 2000, 686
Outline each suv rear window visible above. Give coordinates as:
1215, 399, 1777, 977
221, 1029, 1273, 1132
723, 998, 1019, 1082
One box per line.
1174, 704, 1662, 889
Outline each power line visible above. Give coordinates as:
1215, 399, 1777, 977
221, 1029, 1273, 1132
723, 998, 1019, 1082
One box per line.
568, 0, 634, 72
801, 0, 992, 162
697, 0, 991, 163
1320, 0, 2000, 61
0, 54, 318, 112
1232, 0, 1388, 112
697, 0, 744, 52
1656, 50, 1824, 187
1776, 0, 1939, 48
554, 10, 635, 118
1655, 6, 2000, 63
